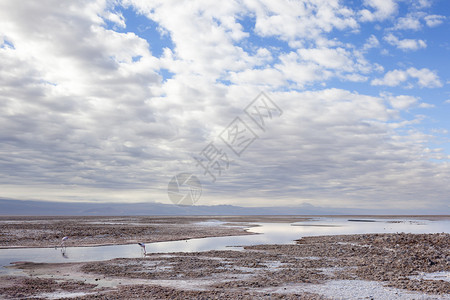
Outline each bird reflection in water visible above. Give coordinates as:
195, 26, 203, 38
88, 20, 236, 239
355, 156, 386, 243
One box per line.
60, 248, 69, 259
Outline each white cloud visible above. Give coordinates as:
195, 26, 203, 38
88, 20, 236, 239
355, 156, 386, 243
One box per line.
362, 34, 379, 51
372, 69, 407, 87
387, 95, 418, 110
271, 45, 378, 87
343, 73, 368, 82
418, 102, 434, 108
384, 33, 426, 51
393, 15, 421, 30
413, 0, 432, 9
227, 68, 285, 87
407, 67, 442, 87
242, 0, 358, 43
359, 0, 397, 21
104, 11, 126, 29
371, 67, 442, 88
223, 89, 450, 208
0, 0, 169, 191
297, 47, 354, 71
424, 14, 446, 27
275, 53, 329, 87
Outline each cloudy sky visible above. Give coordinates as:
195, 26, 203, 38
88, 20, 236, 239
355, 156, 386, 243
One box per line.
1, 0, 449, 211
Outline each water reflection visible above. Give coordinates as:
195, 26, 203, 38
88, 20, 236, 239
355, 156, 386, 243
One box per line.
290, 218, 448, 236
60, 248, 69, 259
0, 217, 448, 274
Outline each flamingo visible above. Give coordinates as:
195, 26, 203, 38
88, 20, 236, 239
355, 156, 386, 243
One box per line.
55, 236, 69, 249
138, 242, 146, 255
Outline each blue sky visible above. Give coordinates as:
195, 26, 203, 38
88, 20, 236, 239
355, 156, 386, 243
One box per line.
0, 0, 449, 212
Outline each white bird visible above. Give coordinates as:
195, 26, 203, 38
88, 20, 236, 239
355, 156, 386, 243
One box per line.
55, 236, 69, 249
60, 236, 68, 248
138, 242, 146, 255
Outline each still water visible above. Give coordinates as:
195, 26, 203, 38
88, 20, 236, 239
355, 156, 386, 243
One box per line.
0, 217, 448, 273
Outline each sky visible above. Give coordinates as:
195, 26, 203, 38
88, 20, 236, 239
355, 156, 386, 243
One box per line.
0, 0, 449, 211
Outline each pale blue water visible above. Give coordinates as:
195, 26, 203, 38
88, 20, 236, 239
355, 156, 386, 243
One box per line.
0, 217, 448, 274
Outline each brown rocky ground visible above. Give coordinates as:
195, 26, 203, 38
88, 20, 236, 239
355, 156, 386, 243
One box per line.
0, 275, 98, 299
1, 230, 448, 299
247, 233, 449, 295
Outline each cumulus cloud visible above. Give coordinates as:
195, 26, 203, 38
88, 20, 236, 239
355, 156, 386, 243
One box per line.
362, 35, 380, 51
359, 0, 397, 21
104, 10, 126, 29
393, 15, 422, 30
413, 0, 433, 9
243, 0, 359, 44
0, 0, 165, 190
0, 0, 449, 210
297, 47, 354, 71
418, 102, 434, 108
384, 33, 426, 51
272, 45, 377, 87
215, 89, 450, 208
424, 14, 446, 27
391, 13, 446, 31
387, 95, 418, 110
371, 67, 442, 88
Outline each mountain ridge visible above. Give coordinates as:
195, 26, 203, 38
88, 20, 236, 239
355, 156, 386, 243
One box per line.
0, 198, 447, 216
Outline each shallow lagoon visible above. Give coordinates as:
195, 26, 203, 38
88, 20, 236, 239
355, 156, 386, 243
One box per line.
0, 217, 448, 273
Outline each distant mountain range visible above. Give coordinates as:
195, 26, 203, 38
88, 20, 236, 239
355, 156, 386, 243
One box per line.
0, 198, 448, 216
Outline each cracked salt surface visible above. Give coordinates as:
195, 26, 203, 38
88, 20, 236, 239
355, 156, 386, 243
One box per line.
260, 280, 450, 300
